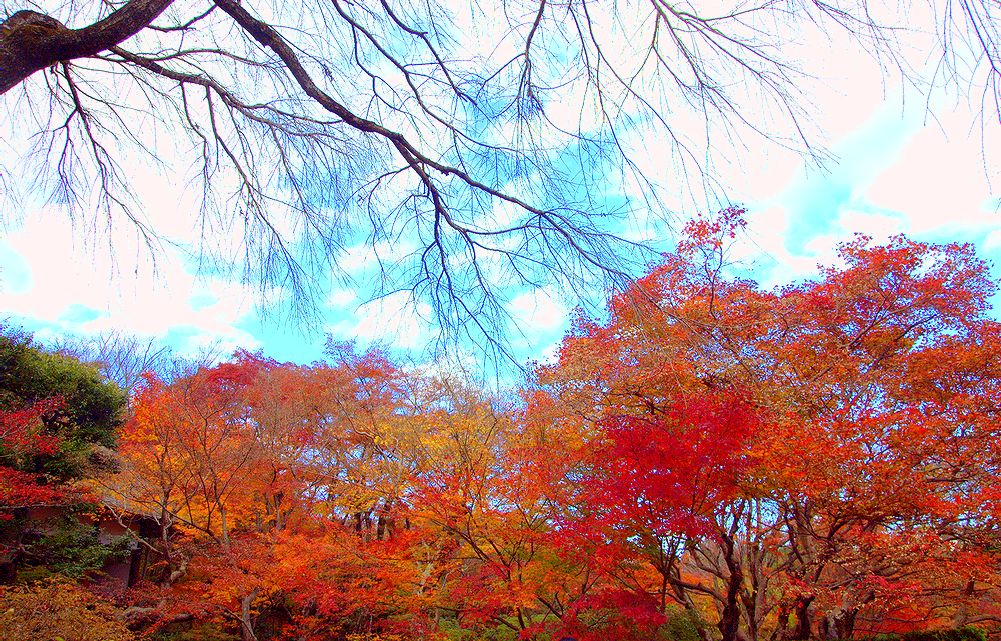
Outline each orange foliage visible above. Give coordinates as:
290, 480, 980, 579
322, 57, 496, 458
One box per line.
100, 215, 1001, 641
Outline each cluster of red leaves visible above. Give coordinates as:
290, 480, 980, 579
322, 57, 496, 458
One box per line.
0, 398, 69, 516
587, 392, 758, 540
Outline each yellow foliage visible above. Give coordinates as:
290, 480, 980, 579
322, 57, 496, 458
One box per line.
0, 578, 134, 641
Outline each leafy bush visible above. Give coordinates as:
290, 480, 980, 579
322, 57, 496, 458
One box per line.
150, 622, 240, 641
0, 328, 126, 455
901, 627, 987, 641
658, 607, 703, 641
16, 512, 131, 580
849, 627, 986, 641
0, 578, 134, 641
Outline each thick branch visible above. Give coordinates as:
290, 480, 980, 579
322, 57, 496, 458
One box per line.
0, 0, 175, 94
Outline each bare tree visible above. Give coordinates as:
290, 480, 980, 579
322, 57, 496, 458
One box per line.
50, 330, 172, 392
1, 0, 998, 353
50, 330, 234, 392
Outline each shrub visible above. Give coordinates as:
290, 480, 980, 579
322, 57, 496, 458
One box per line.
901, 627, 987, 641
0, 578, 134, 641
849, 626, 986, 641
150, 622, 240, 641
659, 607, 703, 641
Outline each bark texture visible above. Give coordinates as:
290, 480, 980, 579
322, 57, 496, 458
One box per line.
0, 0, 174, 94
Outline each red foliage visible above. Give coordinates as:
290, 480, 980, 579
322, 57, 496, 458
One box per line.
0, 398, 70, 513
582, 392, 758, 541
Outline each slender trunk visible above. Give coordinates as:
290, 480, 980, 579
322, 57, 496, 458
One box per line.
772, 602, 791, 641
240, 588, 259, 641
376, 498, 393, 540
159, 505, 172, 563
220, 505, 231, 552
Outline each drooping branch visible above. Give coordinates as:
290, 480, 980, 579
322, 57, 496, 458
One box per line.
1, 0, 996, 357
205, 0, 638, 347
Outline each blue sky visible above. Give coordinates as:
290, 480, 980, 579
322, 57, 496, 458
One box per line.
1, 12, 999, 373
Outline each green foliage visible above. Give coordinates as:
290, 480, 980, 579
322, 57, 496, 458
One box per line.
150, 622, 240, 641
437, 618, 478, 641
434, 619, 538, 641
18, 514, 131, 579
0, 327, 126, 458
658, 607, 703, 641
847, 627, 987, 641
901, 627, 988, 641
0, 327, 129, 585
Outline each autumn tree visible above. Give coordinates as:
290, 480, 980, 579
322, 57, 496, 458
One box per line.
105, 356, 258, 637
110, 346, 429, 639
398, 371, 666, 640
406, 377, 549, 636
2, 0, 999, 348
268, 366, 538, 639
730, 232, 1001, 637
571, 393, 763, 641
307, 342, 413, 538
536, 210, 1001, 640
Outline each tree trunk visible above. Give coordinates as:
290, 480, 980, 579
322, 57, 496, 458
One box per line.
240, 588, 259, 641
718, 538, 744, 641
822, 607, 857, 640
952, 580, 976, 627
790, 596, 814, 641
220, 505, 231, 552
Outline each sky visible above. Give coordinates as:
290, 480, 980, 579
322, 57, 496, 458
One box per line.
0, 3, 999, 376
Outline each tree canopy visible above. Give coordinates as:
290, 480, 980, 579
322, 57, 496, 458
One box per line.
0, 327, 129, 589
535, 210, 1001, 639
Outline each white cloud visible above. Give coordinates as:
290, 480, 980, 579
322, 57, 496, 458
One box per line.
328, 288, 358, 308
326, 290, 432, 350
0, 208, 260, 357
726, 74, 1000, 293
861, 109, 1000, 235
507, 286, 567, 334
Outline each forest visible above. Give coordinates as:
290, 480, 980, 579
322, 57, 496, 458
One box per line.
2, 210, 1000, 641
